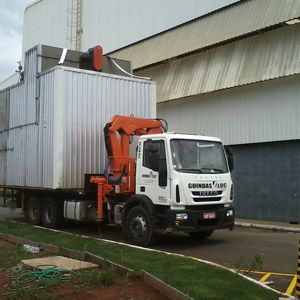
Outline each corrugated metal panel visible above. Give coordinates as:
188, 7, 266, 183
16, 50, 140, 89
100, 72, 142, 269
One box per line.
39, 70, 55, 188
0, 90, 10, 185
24, 47, 38, 124
110, 0, 300, 70
136, 24, 300, 103
0, 90, 10, 131
157, 74, 300, 146
59, 68, 156, 188
2, 60, 156, 189
24, 47, 40, 187
5, 47, 40, 187
7, 129, 26, 186
0, 131, 8, 185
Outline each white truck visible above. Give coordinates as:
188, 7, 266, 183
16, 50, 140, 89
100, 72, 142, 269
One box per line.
88, 115, 234, 246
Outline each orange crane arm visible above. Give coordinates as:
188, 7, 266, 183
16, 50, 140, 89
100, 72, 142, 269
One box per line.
90, 115, 165, 219
104, 115, 164, 159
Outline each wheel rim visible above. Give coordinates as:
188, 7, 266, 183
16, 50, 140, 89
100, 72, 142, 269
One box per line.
44, 205, 54, 224
130, 215, 147, 239
30, 205, 39, 220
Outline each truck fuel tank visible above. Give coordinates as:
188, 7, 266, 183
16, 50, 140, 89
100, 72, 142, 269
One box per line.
64, 200, 95, 221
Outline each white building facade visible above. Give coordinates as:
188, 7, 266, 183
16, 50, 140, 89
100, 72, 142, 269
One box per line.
4, 0, 300, 222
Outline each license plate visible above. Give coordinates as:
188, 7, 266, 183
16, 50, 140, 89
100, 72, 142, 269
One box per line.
203, 212, 216, 219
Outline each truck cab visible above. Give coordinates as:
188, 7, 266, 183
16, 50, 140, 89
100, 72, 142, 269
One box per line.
130, 133, 234, 242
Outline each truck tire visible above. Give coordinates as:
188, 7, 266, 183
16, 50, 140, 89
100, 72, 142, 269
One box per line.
125, 206, 157, 247
25, 196, 42, 225
189, 230, 214, 239
41, 198, 63, 228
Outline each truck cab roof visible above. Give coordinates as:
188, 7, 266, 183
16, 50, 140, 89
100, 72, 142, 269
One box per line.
139, 132, 223, 143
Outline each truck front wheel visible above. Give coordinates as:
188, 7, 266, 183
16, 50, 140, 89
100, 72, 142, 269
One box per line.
25, 196, 42, 225
125, 206, 157, 247
41, 198, 63, 228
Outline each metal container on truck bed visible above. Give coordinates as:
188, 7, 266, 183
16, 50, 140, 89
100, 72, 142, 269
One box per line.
0, 45, 156, 189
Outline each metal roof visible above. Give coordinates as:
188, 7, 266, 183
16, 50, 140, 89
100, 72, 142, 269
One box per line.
135, 23, 300, 103
109, 0, 300, 70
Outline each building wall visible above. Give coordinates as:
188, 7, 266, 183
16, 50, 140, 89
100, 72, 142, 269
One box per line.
157, 75, 300, 222
231, 140, 300, 223
157, 74, 300, 146
81, 0, 240, 53
110, 0, 300, 70
22, 0, 69, 54
22, 0, 240, 55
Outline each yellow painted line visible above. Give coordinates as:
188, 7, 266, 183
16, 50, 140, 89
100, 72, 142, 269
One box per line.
286, 275, 297, 295
232, 269, 267, 275
259, 273, 271, 282
232, 269, 295, 277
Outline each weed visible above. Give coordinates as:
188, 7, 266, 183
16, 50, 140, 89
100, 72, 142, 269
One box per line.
121, 272, 133, 287
6, 199, 17, 212
80, 268, 116, 287
234, 252, 265, 274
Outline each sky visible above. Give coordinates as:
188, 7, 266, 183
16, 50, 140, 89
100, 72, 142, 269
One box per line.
0, 0, 33, 82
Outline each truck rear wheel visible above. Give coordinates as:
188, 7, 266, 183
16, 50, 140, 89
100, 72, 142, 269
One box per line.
25, 196, 42, 225
189, 230, 214, 239
125, 206, 157, 247
41, 198, 63, 228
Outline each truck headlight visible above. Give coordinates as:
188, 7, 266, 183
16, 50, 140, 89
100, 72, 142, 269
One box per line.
226, 209, 234, 217
176, 213, 188, 220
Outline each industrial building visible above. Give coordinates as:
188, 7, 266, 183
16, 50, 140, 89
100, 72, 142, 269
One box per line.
109, 0, 300, 223
2, 0, 300, 223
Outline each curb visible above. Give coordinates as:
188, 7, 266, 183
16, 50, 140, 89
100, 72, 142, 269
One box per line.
235, 221, 300, 233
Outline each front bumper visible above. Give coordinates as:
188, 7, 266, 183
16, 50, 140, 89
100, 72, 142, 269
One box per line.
163, 206, 234, 233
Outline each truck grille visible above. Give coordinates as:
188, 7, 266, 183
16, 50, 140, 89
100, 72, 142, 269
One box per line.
192, 191, 222, 202
193, 197, 222, 202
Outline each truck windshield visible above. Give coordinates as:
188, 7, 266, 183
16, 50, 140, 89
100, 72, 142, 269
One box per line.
170, 139, 228, 174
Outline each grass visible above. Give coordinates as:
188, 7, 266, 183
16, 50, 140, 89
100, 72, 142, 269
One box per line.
0, 244, 35, 270
0, 219, 280, 300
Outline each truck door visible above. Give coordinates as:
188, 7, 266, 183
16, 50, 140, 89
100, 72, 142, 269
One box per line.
138, 139, 170, 205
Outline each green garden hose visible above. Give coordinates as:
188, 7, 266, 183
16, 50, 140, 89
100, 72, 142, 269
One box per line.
3, 264, 80, 295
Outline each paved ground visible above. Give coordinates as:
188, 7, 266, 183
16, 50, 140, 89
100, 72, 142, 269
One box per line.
0, 205, 298, 295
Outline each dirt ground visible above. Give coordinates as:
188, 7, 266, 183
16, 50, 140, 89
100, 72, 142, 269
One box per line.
0, 239, 170, 300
